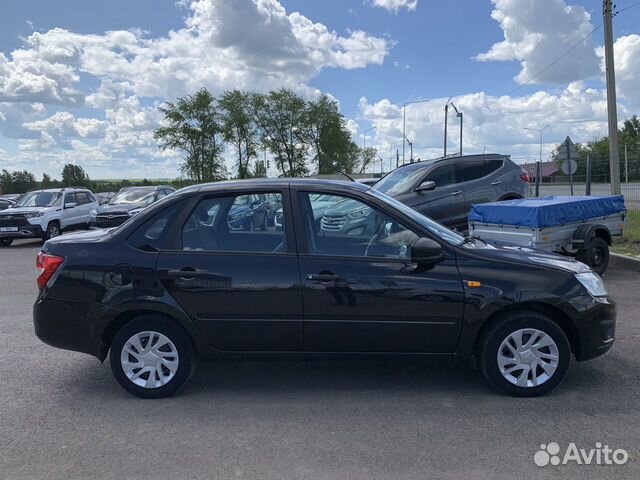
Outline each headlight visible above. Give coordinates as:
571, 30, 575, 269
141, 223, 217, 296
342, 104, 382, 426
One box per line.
347, 207, 372, 219
24, 212, 44, 219
575, 272, 607, 297
90, 209, 97, 218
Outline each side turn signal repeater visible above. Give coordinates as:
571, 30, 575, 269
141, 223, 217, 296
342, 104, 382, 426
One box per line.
467, 281, 481, 288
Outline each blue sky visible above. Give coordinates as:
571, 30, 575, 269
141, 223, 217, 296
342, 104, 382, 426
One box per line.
0, 0, 639, 179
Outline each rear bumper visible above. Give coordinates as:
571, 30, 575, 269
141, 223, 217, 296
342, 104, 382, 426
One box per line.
0, 224, 43, 239
569, 296, 616, 361
33, 293, 117, 360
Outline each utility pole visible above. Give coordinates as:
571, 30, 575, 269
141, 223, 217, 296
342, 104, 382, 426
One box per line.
625, 142, 628, 183
524, 124, 550, 197
603, 0, 621, 195
443, 103, 449, 157
450, 102, 463, 156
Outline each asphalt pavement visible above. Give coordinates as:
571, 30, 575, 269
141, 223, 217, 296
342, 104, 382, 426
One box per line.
1, 238, 639, 480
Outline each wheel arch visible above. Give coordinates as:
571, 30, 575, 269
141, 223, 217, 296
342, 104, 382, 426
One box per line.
573, 223, 612, 247
99, 309, 199, 362
473, 302, 581, 359
497, 193, 523, 201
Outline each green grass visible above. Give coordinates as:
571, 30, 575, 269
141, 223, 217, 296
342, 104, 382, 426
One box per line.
612, 209, 640, 257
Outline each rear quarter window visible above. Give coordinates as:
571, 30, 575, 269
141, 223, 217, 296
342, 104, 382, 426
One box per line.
126, 199, 188, 251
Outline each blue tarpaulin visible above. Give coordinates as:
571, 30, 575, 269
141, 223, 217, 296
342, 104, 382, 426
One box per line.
468, 195, 626, 228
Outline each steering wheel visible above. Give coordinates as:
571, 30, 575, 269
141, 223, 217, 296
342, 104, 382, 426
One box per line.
364, 234, 379, 257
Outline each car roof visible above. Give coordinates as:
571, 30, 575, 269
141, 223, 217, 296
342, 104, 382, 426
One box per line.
178, 178, 370, 195
394, 153, 509, 170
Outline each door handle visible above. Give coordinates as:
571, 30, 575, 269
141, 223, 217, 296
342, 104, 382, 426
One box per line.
167, 268, 207, 279
491, 180, 502, 185
307, 273, 342, 282
450, 191, 463, 196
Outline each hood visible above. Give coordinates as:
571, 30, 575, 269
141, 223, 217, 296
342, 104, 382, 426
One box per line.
468, 240, 591, 274
324, 198, 370, 217
0, 206, 53, 216
97, 202, 146, 214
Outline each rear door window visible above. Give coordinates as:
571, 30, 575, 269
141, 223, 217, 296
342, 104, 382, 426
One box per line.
126, 199, 188, 251
457, 160, 503, 182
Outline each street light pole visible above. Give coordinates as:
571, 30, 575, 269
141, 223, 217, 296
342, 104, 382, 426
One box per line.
363, 126, 376, 151
402, 99, 430, 165
524, 124, 550, 197
450, 102, 463, 156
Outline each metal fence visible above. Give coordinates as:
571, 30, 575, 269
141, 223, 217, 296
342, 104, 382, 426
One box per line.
535, 156, 640, 241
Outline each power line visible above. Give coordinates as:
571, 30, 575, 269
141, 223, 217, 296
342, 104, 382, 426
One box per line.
617, 1, 640, 14
486, 23, 603, 107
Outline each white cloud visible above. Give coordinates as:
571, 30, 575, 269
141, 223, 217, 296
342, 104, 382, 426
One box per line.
609, 34, 640, 108
0, 0, 391, 178
360, 83, 621, 165
371, 0, 418, 13
476, 0, 600, 85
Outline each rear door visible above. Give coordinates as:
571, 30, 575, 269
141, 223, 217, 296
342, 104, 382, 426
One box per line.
457, 159, 503, 213
156, 188, 303, 352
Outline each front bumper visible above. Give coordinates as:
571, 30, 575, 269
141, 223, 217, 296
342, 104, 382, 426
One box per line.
569, 295, 616, 361
0, 224, 44, 239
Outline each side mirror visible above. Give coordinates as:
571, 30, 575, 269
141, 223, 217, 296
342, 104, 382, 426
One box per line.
411, 238, 444, 265
415, 180, 436, 192
64, 202, 77, 209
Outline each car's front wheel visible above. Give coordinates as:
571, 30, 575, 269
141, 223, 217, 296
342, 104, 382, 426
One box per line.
478, 311, 570, 396
45, 222, 60, 240
109, 315, 196, 398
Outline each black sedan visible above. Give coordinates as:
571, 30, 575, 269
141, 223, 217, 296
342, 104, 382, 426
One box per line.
33, 179, 615, 398
90, 186, 175, 228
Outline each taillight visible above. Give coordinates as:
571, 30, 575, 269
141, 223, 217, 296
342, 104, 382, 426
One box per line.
519, 170, 531, 182
36, 252, 64, 289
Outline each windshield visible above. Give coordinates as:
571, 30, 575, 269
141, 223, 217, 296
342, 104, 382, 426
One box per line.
366, 189, 464, 246
15, 191, 61, 208
373, 162, 431, 195
110, 189, 156, 206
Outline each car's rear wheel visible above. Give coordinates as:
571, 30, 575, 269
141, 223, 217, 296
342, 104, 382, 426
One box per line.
576, 236, 609, 275
478, 311, 570, 397
109, 315, 196, 399
45, 222, 60, 240
0, 238, 13, 247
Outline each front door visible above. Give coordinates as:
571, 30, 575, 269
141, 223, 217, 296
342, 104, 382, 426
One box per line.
157, 190, 303, 352
294, 190, 464, 353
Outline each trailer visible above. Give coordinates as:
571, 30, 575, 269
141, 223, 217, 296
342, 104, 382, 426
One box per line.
468, 195, 626, 275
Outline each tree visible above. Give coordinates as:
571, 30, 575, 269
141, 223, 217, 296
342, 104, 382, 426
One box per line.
305, 94, 357, 175
253, 89, 309, 177
219, 90, 260, 179
155, 88, 226, 183
359, 147, 378, 174
251, 158, 267, 178
42, 173, 53, 188
0, 169, 13, 194
61, 164, 90, 187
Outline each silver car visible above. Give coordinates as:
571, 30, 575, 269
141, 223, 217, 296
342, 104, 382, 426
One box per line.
373, 154, 530, 230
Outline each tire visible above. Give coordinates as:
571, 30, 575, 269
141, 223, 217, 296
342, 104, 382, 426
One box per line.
109, 315, 196, 399
45, 222, 61, 241
0, 238, 13, 247
478, 311, 571, 397
576, 236, 609, 275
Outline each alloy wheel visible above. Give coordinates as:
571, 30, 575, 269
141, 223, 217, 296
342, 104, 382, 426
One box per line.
120, 331, 179, 389
497, 328, 559, 388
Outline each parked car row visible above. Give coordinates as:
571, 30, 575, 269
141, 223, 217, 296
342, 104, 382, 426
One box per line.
0, 186, 175, 246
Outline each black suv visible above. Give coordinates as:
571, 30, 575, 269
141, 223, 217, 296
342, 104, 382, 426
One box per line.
90, 186, 175, 228
373, 154, 530, 230
34, 179, 615, 398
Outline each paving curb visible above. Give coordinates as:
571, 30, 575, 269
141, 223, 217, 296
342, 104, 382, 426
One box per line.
610, 253, 640, 273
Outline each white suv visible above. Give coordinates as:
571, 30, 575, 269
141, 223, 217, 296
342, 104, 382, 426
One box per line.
0, 188, 98, 246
